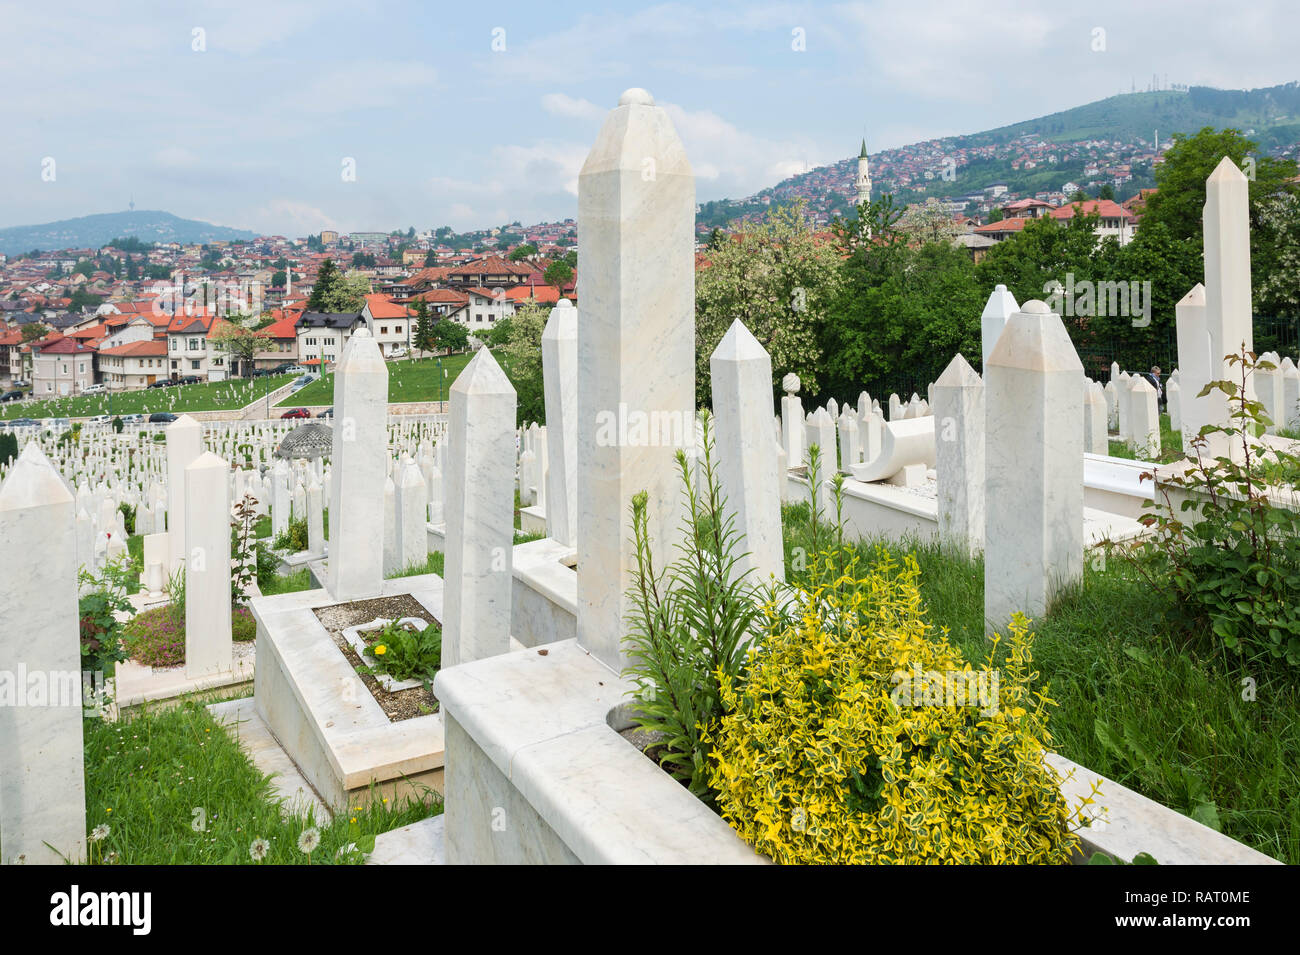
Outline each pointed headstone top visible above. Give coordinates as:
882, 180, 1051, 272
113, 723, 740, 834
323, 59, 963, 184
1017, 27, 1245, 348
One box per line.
450, 345, 515, 397
1208, 155, 1248, 184
1, 442, 73, 511
935, 352, 982, 388
1177, 283, 1207, 306
982, 283, 1020, 319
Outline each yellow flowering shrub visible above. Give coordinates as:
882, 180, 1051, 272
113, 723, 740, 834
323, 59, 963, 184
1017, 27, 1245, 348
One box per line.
707, 550, 1088, 864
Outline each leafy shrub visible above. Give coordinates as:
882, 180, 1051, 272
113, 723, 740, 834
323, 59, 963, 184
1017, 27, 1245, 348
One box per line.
111, 415, 123, 433
707, 550, 1089, 864
362, 619, 442, 683
1131, 349, 1300, 667
123, 605, 185, 668
118, 501, 137, 536
622, 418, 760, 802
78, 557, 134, 674
273, 517, 309, 553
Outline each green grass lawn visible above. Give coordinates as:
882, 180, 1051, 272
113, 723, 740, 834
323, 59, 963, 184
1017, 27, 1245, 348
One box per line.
2, 375, 296, 421
1108, 413, 1186, 464
780, 501, 1300, 864
82, 701, 440, 864
279, 353, 476, 407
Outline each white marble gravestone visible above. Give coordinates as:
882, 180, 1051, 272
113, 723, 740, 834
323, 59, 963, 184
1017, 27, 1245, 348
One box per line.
443, 348, 517, 668
185, 452, 232, 679
576, 88, 695, 674
0, 444, 87, 865
710, 319, 783, 583
984, 301, 1084, 634
933, 353, 984, 558
328, 328, 388, 601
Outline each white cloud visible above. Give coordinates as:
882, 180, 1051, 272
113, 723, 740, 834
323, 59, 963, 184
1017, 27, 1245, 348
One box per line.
540, 93, 604, 121
246, 199, 338, 235
661, 102, 825, 198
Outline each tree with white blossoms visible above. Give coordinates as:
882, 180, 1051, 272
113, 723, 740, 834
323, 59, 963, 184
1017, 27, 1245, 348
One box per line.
694, 201, 841, 406
1254, 191, 1300, 319
898, 197, 962, 244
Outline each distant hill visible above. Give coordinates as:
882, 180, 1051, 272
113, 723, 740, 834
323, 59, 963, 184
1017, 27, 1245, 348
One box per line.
0, 210, 256, 256
950, 84, 1300, 150
698, 83, 1300, 229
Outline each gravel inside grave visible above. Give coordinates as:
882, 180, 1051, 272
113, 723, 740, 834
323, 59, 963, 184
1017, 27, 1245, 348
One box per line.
313, 594, 439, 722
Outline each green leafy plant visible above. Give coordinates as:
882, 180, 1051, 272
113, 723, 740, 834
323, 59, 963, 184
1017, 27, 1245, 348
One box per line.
230, 492, 259, 607
707, 554, 1094, 864
77, 557, 135, 674
1128, 347, 1300, 667
622, 416, 761, 803
117, 501, 137, 536
361, 619, 442, 684
273, 517, 309, 553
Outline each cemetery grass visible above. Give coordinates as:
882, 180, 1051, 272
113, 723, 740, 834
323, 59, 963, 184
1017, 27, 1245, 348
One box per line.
0, 375, 297, 421
279, 352, 476, 406
1107, 414, 1185, 464
780, 504, 1300, 864
83, 701, 440, 864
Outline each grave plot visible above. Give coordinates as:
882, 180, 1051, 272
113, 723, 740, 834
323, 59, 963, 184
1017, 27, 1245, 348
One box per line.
429, 89, 1293, 866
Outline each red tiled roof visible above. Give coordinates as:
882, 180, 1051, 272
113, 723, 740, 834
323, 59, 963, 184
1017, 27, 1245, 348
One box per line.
1049, 199, 1136, 222
98, 339, 168, 357
974, 216, 1030, 234
363, 293, 413, 319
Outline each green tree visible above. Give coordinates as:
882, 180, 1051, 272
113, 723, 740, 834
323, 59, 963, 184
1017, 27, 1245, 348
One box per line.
507, 243, 537, 261
486, 316, 514, 347
412, 299, 437, 353
21, 323, 50, 343
823, 239, 984, 398
696, 202, 842, 405
432, 319, 469, 353
307, 260, 369, 312
1143, 127, 1297, 244
543, 259, 573, 288
1099, 183, 1116, 201
423, 249, 438, 267
499, 303, 548, 425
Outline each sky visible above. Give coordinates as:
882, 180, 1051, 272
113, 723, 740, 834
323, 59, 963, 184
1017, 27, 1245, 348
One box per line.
4, 0, 1298, 236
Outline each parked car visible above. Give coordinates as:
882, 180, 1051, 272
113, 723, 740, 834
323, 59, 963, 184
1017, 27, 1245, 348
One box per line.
284, 365, 307, 375
290, 374, 318, 391
88, 414, 113, 424
250, 368, 271, 378
389, 346, 408, 358
5, 417, 38, 428
179, 375, 200, 385
280, 407, 311, 420
147, 379, 170, 389
81, 383, 106, 395
149, 412, 178, 424
121, 413, 146, 425
0, 390, 23, 402
316, 407, 334, 418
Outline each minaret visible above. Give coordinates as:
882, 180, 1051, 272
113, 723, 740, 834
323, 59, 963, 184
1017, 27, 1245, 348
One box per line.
855, 138, 872, 237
